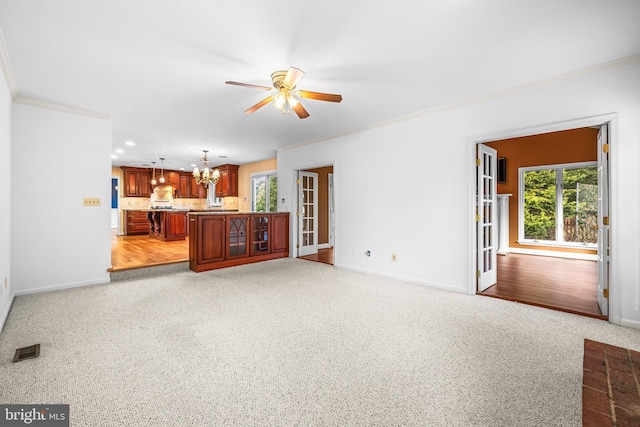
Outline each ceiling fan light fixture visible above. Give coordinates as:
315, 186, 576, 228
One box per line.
274, 92, 286, 110
273, 91, 299, 114
226, 66, 341, 119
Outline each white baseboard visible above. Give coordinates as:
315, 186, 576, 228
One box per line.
333, 263, 466, 295
318, 243, 332, 250
13, 278, 111, 297
619, 318, 640, 330
505, 247, 597, 261
0, 292, 15, 334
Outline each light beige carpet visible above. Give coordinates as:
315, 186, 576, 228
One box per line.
1, 258, 639, 426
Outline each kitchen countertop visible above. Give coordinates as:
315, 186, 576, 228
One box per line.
124, 208, 235, 212
187, 211, 286, 216
142, 208, 189, 212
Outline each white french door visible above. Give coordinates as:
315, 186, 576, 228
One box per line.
298, 171, 319, 256
597, 124, 609, 317
477, 144, 498, 292
328, 173, 335, 248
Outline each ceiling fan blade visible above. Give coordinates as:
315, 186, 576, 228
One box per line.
296, 90, 343, 103
245, 96, 275, 114
292, 102, 310, 119
283, 67, 305, 88
226, 81, 273, 91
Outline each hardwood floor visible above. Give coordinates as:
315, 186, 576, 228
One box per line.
110, 229, 189, 271
479, 253, 605, 319
299, 248, 334, 265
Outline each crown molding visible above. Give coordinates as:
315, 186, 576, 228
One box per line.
279, 53, 640, 153
0, 30, 18, 97
14, 96, 111, 120
1, 29, 110, 120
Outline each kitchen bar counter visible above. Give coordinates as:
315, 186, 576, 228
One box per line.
187, 210, 245, 215
188, 212, 289, 272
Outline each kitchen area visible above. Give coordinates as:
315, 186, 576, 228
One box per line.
110, 158, 288, 273
111, 163, 240, 271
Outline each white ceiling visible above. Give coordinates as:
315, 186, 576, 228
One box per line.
1, 0, 639, 171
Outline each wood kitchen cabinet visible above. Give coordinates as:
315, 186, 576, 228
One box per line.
215, 164, 239, 197
177, 173, 191, 198
226, 215, 249, 259
270, 213, 290, 254
189, 212, 289, 272
122, 166, 207, 199
125, 210, 150, 235
164, 171, 180, 188
189, 214, 225, 266
122, 167, 151, 197
250, 215, 270, 256
190, 175, 208, 198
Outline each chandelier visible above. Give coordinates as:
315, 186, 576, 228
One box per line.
192, 150, 220, 188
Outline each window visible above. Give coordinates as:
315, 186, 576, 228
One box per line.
252, 172, 277, 212
518, 162, 597, 247
207, 184, 222, 207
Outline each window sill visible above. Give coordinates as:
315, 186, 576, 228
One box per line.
517, 240, 597, 250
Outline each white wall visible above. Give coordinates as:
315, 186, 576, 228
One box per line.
277, 61, 640, 328
0, 57, 12, 331
11, 103, 112, 295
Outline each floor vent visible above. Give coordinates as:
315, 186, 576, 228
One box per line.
13, 344, 41, 363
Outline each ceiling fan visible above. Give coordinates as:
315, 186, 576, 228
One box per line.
225, 67, 342, 119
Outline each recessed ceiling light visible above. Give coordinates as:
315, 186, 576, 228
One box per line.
111, 155, 117, 159
125, 141, 135, 146
115, 149, 124, 153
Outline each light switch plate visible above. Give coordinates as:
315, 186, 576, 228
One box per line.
83, 197, 101, 206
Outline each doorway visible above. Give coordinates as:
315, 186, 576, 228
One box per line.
111, 177, 119, 230
474, 121, 611, 319
297, 165, 335, 265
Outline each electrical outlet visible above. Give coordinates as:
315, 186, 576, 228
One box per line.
83, 197, 101, 207
391, 254, 397, 262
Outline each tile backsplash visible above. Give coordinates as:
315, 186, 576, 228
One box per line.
121, 197, 207, 210
120, 197, 239, 211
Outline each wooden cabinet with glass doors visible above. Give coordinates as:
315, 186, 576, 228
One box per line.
188, 212, 289, 272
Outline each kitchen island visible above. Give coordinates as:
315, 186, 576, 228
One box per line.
188, 212, 289, 272
145, 209, 188, 241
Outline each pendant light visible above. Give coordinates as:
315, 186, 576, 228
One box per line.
150, 161, 157, 186
159, 158, 166, 184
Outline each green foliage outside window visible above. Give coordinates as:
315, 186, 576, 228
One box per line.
254, 178, 266, 212
523, 166, 597, 244
563, 167, 598, 243
524, 169, 557, 240
268, 176, 278, 212
254, 175, 278, 212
